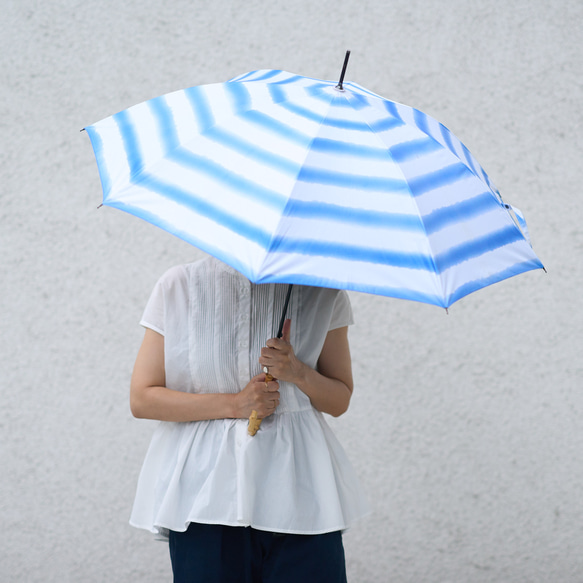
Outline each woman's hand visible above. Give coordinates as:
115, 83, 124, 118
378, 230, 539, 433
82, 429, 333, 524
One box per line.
259, 319, 306, 385
131, 328, 279, 422
259, 319, 354, 417
233, 373, 280, 419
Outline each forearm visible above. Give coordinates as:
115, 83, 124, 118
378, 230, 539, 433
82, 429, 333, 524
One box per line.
260, 323, 354, 417
130, 384, 237, 422
291, 362, 352, 417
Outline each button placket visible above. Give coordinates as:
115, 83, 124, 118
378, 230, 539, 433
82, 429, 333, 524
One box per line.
237, 280, 251, 387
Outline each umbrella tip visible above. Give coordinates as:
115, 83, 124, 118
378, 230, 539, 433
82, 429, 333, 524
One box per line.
335, 50, 351, 91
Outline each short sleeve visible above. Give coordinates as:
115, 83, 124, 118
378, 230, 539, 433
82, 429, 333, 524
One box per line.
139, 277, 166, 336
139, 264, 188, 336
328, 290, 354, 331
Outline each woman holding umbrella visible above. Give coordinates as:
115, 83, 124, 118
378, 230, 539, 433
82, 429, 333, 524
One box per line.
129, 256, 369, 582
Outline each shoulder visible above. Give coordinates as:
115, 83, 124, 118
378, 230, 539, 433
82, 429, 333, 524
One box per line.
298, 286, 354, 329
300, 285, 350, 306
155, 258, 209, 290
157, 264, 189, 287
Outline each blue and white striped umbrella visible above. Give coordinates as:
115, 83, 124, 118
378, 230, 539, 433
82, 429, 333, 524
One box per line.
85, 68, 544, 308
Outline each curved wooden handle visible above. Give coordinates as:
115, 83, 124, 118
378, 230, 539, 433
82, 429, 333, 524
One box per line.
248, 410, 261, 436
248, 372, 273, 436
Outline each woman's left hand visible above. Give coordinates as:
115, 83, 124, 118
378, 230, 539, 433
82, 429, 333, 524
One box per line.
259, 319, 306, 385
260, 318, 354, 418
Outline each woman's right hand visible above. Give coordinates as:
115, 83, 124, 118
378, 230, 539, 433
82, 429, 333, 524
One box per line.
131, 329, 281, 422
234, 373, 280, 419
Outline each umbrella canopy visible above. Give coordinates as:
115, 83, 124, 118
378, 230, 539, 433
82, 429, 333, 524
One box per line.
84, 66, 543, 308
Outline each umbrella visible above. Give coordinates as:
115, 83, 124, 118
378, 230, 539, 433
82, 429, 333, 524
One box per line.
84, 53, 543, 310
84, 52, 544, 432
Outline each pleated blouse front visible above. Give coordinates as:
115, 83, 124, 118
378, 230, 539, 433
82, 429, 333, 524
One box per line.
130, 257, 369, 537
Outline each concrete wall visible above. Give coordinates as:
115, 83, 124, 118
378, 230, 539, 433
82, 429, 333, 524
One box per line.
1, 0, 582, 581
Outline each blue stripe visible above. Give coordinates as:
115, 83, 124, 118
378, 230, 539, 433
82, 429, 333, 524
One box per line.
255, 270, 446, 307
228, 70, 256, 82
423, 191, 500, 234
446, 258, 544, 306
435, 225, 525, 271
413, 108, 431, 135
344, 82, 386, 101
85, 126, 112, 198
328, 93, 367, 109
102, 198, 261, 283
305, 87, 352, 106
346, 92, 370, 109
183, 86, 215, 132
285, 199, 424, 231
310, 137, 390, 159
146, 91, 295, 205
224, 81, 252, 112
242, 108, 402, 150
408, 162, 469, 196
269, 87, 380, 131
149, 96, 180, 152
239, 110, 312, 147
383, 100, 403, 121
113, 110, 143, 178
439, 123, 457, 154
202, 126, 300, 175
244, 69, 283, 82
269, 237, 434, 271
169, 148, 287, 209
460, 142, 480, 177
437, 124, 487, 185
389, 137, 441, 163
298, 167, 408, 191
273, 74, 307, 85
267, 83, 288, 104
368, 117, 405, 132
415, 114, 487, 190
136, 174, 273, 248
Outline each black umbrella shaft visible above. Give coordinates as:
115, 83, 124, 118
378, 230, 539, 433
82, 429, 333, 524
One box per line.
276, 284, 293, 338
336, 50, 351, 90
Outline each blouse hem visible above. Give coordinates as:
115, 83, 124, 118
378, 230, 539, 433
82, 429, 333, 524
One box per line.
130, 514, 369, 537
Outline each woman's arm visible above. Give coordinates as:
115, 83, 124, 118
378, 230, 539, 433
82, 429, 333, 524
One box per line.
259, 320, 353, 417
130, 328, 280, 422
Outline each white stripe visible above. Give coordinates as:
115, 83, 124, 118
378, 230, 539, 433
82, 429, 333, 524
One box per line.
439, 239, 540, 300
107, 183, 269, 277
427, 207, 516, 256
145, 159, 285, 226
273, 215, 433, 255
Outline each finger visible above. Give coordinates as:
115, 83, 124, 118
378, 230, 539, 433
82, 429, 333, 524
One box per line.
260, 347, 275, 358
265, 336, 289, 350
281, 318, 292, 343
264, 384, 280, 397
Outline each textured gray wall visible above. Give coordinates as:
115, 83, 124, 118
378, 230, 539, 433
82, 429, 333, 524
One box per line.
1, 0, 582, 581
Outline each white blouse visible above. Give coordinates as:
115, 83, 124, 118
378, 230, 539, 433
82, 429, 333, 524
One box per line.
130, 257, 369, 537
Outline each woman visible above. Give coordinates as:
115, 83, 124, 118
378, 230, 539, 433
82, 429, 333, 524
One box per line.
129, 257, 368, 582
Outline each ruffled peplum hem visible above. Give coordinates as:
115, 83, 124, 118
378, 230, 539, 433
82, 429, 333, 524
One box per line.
130, 409, 369, 538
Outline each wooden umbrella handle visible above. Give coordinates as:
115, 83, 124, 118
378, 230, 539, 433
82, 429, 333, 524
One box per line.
248, 284, 293, 436
248, 372, 273, 436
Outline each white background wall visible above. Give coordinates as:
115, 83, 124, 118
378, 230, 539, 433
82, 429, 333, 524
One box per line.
1, 1, 582, 581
